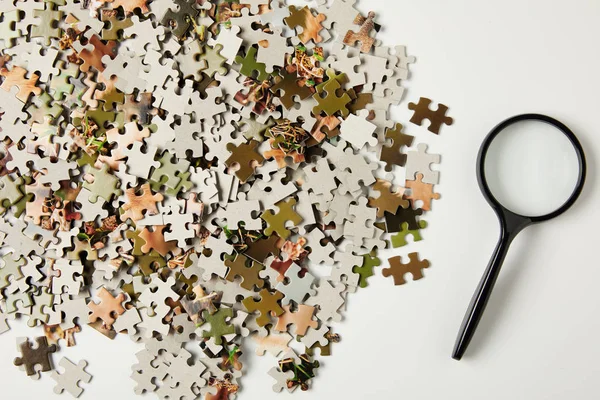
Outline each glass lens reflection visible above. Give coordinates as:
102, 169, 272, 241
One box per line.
484, 121, 580, 217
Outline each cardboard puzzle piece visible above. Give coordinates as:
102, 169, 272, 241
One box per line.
408, 97, 453, 134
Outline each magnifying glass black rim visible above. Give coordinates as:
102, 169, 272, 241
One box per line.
477, 113, 587, 223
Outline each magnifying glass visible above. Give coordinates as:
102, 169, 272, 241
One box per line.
452, 114, 587, 360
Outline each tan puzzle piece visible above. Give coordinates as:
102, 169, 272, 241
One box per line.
274, 304, 318, 336
138, 225, 178, 256
343, 12, 377, 53
405, 173, 440, 211
87, 287, 126, 328
122, 183, 164, 222
0, 66, 42, 102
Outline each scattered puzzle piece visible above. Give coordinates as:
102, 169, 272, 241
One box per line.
50, 357, 92, 398
408, 97, 453, 134
261, 198, 303, 240
391, 221, 427, 248
383, 252, 430, 285
14, 336, 56, 376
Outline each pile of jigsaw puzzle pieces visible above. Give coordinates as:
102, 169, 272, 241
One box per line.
0, 0, 453, 398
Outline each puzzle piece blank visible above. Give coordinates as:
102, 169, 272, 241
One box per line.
340, 110, 377, 150
51, 357, 92, 398
405, 143, 441, 184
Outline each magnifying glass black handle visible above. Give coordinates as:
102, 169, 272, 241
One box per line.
452, 114, 586, 361
452, 211, 531, 360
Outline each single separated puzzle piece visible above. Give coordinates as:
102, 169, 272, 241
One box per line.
408, 97, 453, 134
383, 252, 430, 285
14, 336, 56, 376
51, 358, 92, 398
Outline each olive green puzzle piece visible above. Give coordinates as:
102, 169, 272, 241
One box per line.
10, 193, 33, 218
261, 198, 302, 240
149, 151, 189, 190
160, 0, 198, 39
176, 270, 197, 296
76, 152, 98, 168
235, 46, 270, 81
31, 6, 63, 46
73, 109, 118, 138
315, 69, 349, 94
313, 69, 351, 117
391, 220, 427, 248
271, 69, 313, 109
163, 170, 193, 196
200, 307, 235, 345
101, 12, 134, 41
0, 175, 25, 207
353, 251, 381, 288
138, 254, 167, 276
242, 288, 285, 327
83, 164, 122, 203
305, 338, 331, 356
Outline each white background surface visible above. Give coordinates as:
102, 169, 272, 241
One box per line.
2, 0, 600, 399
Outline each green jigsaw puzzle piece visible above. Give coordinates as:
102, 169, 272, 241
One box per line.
83, 164, 122, 203
200, 307, 235, 345
235, 46, 270, 81
353, 251, 381, 288
391, 221, 427, 248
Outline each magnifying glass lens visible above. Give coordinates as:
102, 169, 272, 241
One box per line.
483, 120, 581, 217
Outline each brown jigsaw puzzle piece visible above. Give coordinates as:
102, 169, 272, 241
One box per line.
13, 336, 57, 376
244, 234, 282, 264
225, 140, 264, 183
224, 253, 265, 291
383, 252, 430, 285
380, 122, 414, 171
78, 34, 117, 73
138, 225, 178, 256
285, 6, 327, 44
408, 97, 453, 134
